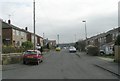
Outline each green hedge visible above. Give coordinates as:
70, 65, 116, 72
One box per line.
2, 46, 24, 53
86, 45, 99, 56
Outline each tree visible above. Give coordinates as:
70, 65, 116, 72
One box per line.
115, 35, 120, 46
22, 41, 33, 50
74, 40, 86, 51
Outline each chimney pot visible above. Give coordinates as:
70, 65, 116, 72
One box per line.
25, 27, 28, 31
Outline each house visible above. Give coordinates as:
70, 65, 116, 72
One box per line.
2, 20, 43, 47
36, 34, 43, 46
30, 33, 43, 47
101, 27, 120, 54
2, 20, 28, 47
49, 40, 56, 47
86, 27, 120, 55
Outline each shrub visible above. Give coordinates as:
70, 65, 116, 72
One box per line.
86, 45, 99, 56
2, 46, 16, 53
22, 41, 33, 50
2, 45, 24, 53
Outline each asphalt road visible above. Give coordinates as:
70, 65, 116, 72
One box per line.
2, 49, 118, 79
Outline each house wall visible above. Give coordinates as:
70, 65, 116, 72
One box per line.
27, 33, 31, 42
115, 46, 120, 62
2, 28, 12, 45
37, 36, 40, 45
12, 29, 27, 47
106, 34, 112, 43
40, 38, 43, 46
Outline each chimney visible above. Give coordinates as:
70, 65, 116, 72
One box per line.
25, 27, 28, 31
8, 20, 11, 24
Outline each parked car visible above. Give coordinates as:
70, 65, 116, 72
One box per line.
99, 45, 113, 55
56, 47, 61, 51
69, 46, 76, 53
23, 50, 43, 65
36, 44, 41, 50
99, 50, 105, 55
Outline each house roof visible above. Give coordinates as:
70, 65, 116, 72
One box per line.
2, 21, 43, 38
87, 27, 120, 41
2, 21, 22, 30
106, 27, 119, 34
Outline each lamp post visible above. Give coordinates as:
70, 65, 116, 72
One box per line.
33, 0, 36, 50
82, 20, 88, 46
82, 20, 87, 40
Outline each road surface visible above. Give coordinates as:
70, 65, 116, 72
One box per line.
2, 49, 118, 79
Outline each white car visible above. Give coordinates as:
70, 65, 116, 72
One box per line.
69, 46, 77, 53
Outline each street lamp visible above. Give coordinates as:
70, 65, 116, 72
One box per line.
82, 20, 87, 40
82, 20, 88, 46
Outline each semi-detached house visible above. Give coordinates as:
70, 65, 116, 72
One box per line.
2, 20, 43, 47
86, 27, 120, 54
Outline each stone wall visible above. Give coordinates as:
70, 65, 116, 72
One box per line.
114, 46, 120, 62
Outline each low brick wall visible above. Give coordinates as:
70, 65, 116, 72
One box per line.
2, 53, 23, 65
114, 46, 120, 62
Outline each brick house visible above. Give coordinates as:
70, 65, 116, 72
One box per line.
2, 20, 43, 47
2, 20, 28, 47
86, 27, 120, 54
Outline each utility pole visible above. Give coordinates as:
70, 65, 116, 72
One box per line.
43, 33, 45, 46
57, 34, 59, 45
33, 0, 36, 50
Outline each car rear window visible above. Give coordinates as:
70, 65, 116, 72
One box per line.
24, 51, 37, 55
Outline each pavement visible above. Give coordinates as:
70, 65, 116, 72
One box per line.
94, 57, 120, 76
76, 52, 120, 77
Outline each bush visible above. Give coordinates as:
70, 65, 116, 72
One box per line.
86, 45, 99, 56
22, 41, 33, 50
2, 46, 24, 53
2, 46, 16, 53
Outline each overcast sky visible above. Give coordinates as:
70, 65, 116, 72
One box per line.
0, 0, 119, 43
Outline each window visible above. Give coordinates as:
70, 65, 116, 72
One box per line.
19, 31, 21, 36
13, 29, 16, 35
16, 30, 19, 36
25, 51, 37, 55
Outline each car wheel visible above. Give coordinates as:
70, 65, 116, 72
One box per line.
36, 60, 39, 65
23, 61, 26, 64
100, 52, 104, 55
40, 60, 43, 63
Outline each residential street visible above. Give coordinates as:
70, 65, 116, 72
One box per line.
2, 49, 118, 79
